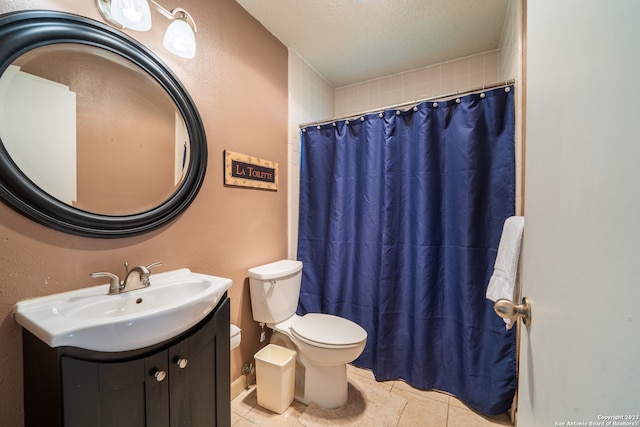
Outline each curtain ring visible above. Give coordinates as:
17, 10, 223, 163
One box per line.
455, 98, 461, 104
505, 86, 511, 93
332, 122, 337, 127
395, 110, 401, 116
345, 120, 350, 125
432, 102, 438, 108
480, 93, 486, 99
360, 116, 365, 122
317, 125, 321, 130
302, 128, 306, 133
379, 112, 384, 118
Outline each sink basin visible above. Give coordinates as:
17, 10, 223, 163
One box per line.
14, 268, 232, 352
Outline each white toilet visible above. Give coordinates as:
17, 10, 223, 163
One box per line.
248, 260, 367, 409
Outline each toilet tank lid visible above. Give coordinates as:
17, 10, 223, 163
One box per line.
248, 260, 303, 280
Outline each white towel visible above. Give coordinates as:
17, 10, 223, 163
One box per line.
486, 216, 524, 329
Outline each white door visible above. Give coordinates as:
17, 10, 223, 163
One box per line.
0, 65, 77, 204
518, 1, 640, 425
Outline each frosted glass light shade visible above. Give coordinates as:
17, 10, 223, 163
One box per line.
110, 0, 152, 31
163, 19, 196, 58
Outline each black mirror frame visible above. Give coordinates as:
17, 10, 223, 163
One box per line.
0, 10, 207, 238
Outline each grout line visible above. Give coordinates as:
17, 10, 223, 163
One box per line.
445, 401, 450, 426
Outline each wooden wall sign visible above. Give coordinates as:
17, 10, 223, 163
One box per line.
224, 150, 278, 190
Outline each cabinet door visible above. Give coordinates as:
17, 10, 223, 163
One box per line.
61, 356, 147, 427
145, 351, 170, 427
168, 323, 217, 427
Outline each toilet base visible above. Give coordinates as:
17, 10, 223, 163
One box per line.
270, 331, 350, 409
297, 353, 348, 409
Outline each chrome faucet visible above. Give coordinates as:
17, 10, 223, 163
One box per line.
90, 261, 162, 295
121, 262, 162, 292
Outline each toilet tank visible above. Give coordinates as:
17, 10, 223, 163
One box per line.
248, 260, 303, 324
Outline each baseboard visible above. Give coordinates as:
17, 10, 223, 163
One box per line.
231, 375, 246, 400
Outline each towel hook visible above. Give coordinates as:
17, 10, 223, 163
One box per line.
494, 297, 531, 325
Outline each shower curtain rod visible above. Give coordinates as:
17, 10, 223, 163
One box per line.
299, 79, 516, 129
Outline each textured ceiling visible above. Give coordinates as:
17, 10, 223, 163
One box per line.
235, 0, 509, 87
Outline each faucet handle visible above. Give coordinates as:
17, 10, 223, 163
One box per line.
140, 262, 162, 287
123, 261, 161, 275
146, 261, 162, 270
90, 272, 122, 295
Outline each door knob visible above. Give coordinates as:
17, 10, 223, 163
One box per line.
176, 358, 188, 369
494, 297, 531, 325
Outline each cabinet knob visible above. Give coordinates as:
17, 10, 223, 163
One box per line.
154, 370, 167, 382
176, 358, 188, 369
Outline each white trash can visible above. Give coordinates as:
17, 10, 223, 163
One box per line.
254, 344, 297, 414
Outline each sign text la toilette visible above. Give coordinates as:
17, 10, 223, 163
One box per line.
224, 150, 278, 191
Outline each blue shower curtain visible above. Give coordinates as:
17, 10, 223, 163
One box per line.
297, 86, 516, 415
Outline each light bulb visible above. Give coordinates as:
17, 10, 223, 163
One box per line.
163, 19, 196, 59
110, 0, 152, 31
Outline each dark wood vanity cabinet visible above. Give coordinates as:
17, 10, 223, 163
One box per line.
22, 296, 230, 427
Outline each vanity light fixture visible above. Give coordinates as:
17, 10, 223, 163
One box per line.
97, 0, 152, 31
151, 2, 197, 59
96, 0, 197, 58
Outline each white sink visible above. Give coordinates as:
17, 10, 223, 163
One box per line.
14, 268, 232, 352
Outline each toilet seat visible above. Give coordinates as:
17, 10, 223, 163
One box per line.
290, 313, 367, 349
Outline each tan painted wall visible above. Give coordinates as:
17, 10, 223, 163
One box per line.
0, 0, 288, 424
17, 49, 179, 213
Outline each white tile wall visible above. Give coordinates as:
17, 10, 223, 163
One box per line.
334, 50, 501, 118
500, 0, 524, 215
288, 51, 334, 259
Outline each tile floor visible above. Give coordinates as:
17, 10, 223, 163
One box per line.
231, 365, 514, 426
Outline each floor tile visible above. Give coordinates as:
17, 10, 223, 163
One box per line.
392, 379, 451, 404
393, 387, 449, 427
346, 364, 377, 381
231, 386, 258, 418
231, 410, 243, 426
448, 396, 469, 410
299, 375, 406, 426
243, 398, 307, 427
230, 364, 514, 427
233, 418, 258, 427
447, 404, 512, 427
348, 366, 395, 392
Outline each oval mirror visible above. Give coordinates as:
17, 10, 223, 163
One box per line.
0, 10, 207, 238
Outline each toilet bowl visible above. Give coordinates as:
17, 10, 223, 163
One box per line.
230, 324, 241, 350
248, 260, 367, 409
